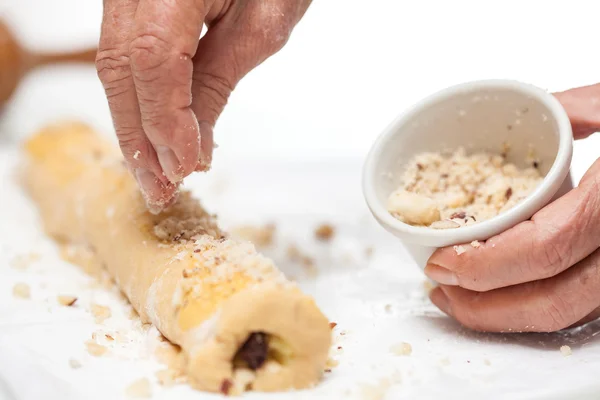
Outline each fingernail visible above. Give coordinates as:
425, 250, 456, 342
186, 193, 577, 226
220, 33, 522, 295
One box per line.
196, 121, 213, 172
135, 168, 162, 199
156, 145, 183, 183
430, 287, 453, 316
424, 264, 459, 286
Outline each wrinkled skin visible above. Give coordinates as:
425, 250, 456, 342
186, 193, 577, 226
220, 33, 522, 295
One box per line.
96, 0, 311, 211
426, 83, 600, 333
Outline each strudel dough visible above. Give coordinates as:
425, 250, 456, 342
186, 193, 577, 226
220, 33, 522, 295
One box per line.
23, 122, 331, 394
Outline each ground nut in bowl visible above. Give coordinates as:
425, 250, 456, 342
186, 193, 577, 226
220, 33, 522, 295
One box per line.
362, 80, 574, 269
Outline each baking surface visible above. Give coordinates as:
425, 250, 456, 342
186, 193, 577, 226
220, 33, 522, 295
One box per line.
1, 147, 600, 400
1, 0, 600, 398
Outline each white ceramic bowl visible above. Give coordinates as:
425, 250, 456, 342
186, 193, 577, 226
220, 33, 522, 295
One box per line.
362, 79, 574, 269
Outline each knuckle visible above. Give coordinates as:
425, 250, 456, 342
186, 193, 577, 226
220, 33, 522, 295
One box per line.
539, 293, 576, 332
95, 49, 131, 86
129, 33, 171, 77
533, 230, 571, 278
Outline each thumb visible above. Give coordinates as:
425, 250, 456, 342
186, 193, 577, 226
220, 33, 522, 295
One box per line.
191, 1, 303, 170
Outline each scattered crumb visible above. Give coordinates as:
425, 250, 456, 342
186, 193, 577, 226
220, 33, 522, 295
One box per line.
470, 240, 481, 248
10, 253, 41, 270
484, 359, 491, 366
315, 224, 335, 241
365, 246, 374, 258
286, 244, 316, 271
57, 295, 77, 306
90, 303, 112, 324
133, 150, 141, 160
230, 224, 275, 248
359, 378, 392, 400
560, 345, 572, 357
384, 304, 392, 313
12, 283, 30, 299
69, 358, 82, 369
439, 357, 451, 366
125, 378, 152, 398
329, 322, 337, 329
155, 369, 180, 387
85, 340, 108, 357
390, 342, 412, 356
453, 245, 466, 255
105, 334, 114, 341
325, 358, 339, 369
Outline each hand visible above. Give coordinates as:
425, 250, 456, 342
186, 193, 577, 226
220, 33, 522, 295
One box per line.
96, 0, 311, 212
426, 83, 600, 333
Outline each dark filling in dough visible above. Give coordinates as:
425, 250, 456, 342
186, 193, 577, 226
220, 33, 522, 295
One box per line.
234, 332, 268, 370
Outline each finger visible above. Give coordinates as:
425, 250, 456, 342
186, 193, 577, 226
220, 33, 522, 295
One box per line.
429, 247, 600, 332
129, 0, 205, 183
97, 0, 176, 210
426, 158, 600, 291
554, 83, 600, 140
190, 0, 307, 170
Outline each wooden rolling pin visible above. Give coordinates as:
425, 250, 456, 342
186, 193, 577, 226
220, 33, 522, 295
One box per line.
0, 20, 97, 106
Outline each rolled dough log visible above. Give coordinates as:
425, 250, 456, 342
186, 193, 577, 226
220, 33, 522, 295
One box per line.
23, 122, 332, 394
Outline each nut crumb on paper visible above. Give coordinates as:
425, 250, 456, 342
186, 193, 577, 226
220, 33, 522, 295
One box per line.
390, 342, 412, 356
85, 340, 108, 357
453, 245, 466, 255
230, 223, 275, 248
484, 358, 491, 366
12, 283, 30, 299
57, 295, 78, 306
329, 322, 337, 329
315, 223, 335, 241
69, 358, 82, 369
387, 147, 543, 228
125, 378, 152, 398
10, 253, 41, 270
439, 357, 451, 366
560, 345, 572, 356
90, 303, 111, 324
359, 378, 393, 400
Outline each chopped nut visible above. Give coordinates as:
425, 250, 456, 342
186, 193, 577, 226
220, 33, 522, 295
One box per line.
230, 224, 275, 248
57, 295, 77, 306
470, 240, 481, 248
329, 322, 337, 329
12, 283, 31, 299
314, 224, 335, 241
155, 369, 178, 387
90, 303, 111, 324
388, 147, 543, 229
450, 211, 467, 220
220, 379, 232, 395
560, 345, 572, 357
430, 220, 460, 230
390, 342, 412, 356
85, 340, 108, 357
69, 358, 82, 369
10, 253, 41, 270
105, 334, 114, 341
125, 378, 152, 398
453, 245, 466, 255
384, 304, 392, 313
325, 358, 339, 368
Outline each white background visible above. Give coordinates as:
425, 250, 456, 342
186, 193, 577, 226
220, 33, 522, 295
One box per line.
1, 1, 600, 400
